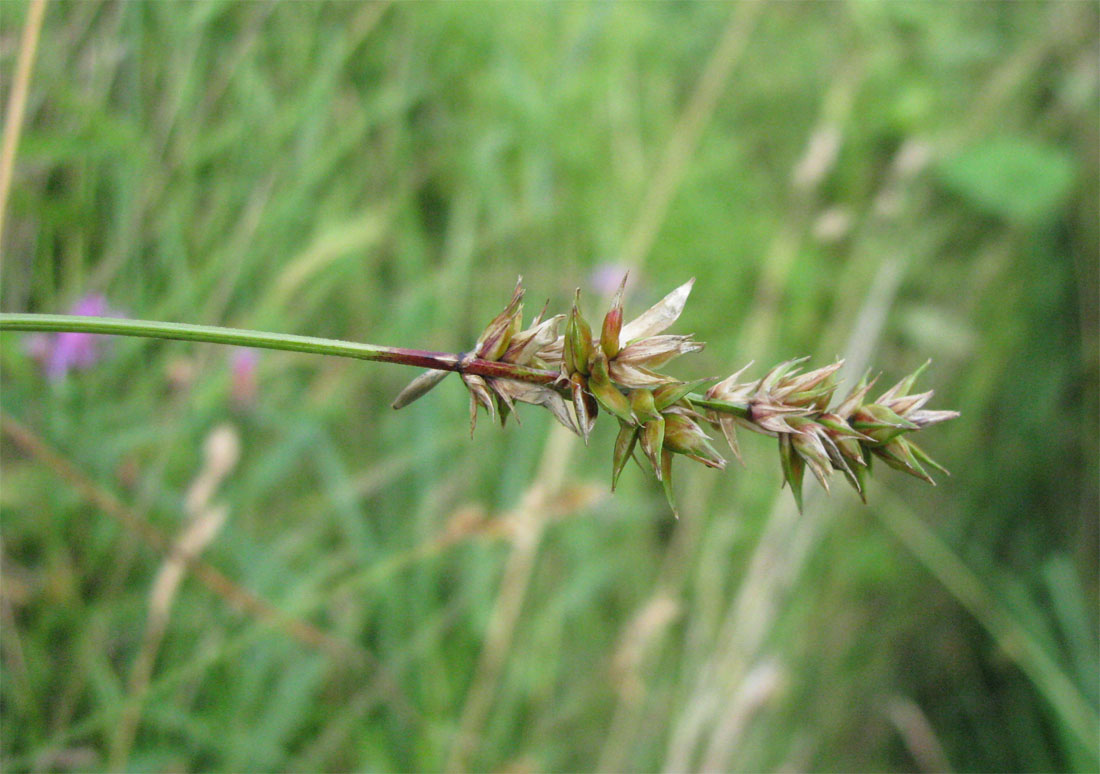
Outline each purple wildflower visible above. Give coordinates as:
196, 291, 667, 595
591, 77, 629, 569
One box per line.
589, 264, 636, 298
230, 348, 259, 407
27, 294, 122, 381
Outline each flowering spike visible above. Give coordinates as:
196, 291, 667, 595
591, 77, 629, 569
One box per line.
393, 280, 957, 515
3, 277, 963, 520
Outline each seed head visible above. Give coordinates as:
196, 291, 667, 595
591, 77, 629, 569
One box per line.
392, 277, 959, 517
393, 277, 575, 435
705, 356, 958, 511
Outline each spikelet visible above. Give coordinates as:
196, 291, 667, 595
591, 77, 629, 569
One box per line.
393, 276, 959, 515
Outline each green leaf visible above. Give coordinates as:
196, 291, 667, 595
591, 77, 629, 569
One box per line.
937, 137, 1075, 224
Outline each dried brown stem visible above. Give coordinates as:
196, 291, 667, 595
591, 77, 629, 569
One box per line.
0, 410, 362, 662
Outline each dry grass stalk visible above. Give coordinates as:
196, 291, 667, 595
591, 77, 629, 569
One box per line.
0, 0, 48, 244
109, 425, 240, 770
0, 411, 361, 661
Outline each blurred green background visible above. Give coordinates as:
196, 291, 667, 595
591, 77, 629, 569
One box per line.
1, 1, 1097, 771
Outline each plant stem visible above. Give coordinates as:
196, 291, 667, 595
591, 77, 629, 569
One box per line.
0, 314, 754, 418
0, 313, 557, 385
685, 394, 751, 420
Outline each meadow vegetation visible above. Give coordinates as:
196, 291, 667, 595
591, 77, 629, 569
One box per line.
1, 2, 1097, 771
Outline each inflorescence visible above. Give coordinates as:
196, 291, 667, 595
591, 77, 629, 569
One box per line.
393, 277, 959, 515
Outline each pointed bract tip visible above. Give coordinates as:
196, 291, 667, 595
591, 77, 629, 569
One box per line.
614, 271, 630, 299
660, 450, 678, 518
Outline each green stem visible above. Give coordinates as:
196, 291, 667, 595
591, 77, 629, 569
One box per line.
0, 313, 556, 385
0, 313, 754, 418
686, 394, 752, 420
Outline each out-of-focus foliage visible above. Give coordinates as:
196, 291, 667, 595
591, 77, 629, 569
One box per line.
938, 137, 1076, 223
1, 2, 1096, 772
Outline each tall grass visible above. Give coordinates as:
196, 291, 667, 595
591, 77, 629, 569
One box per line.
1, 2, 1096, 771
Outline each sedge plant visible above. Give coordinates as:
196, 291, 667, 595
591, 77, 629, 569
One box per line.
0, 276, 958, 515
